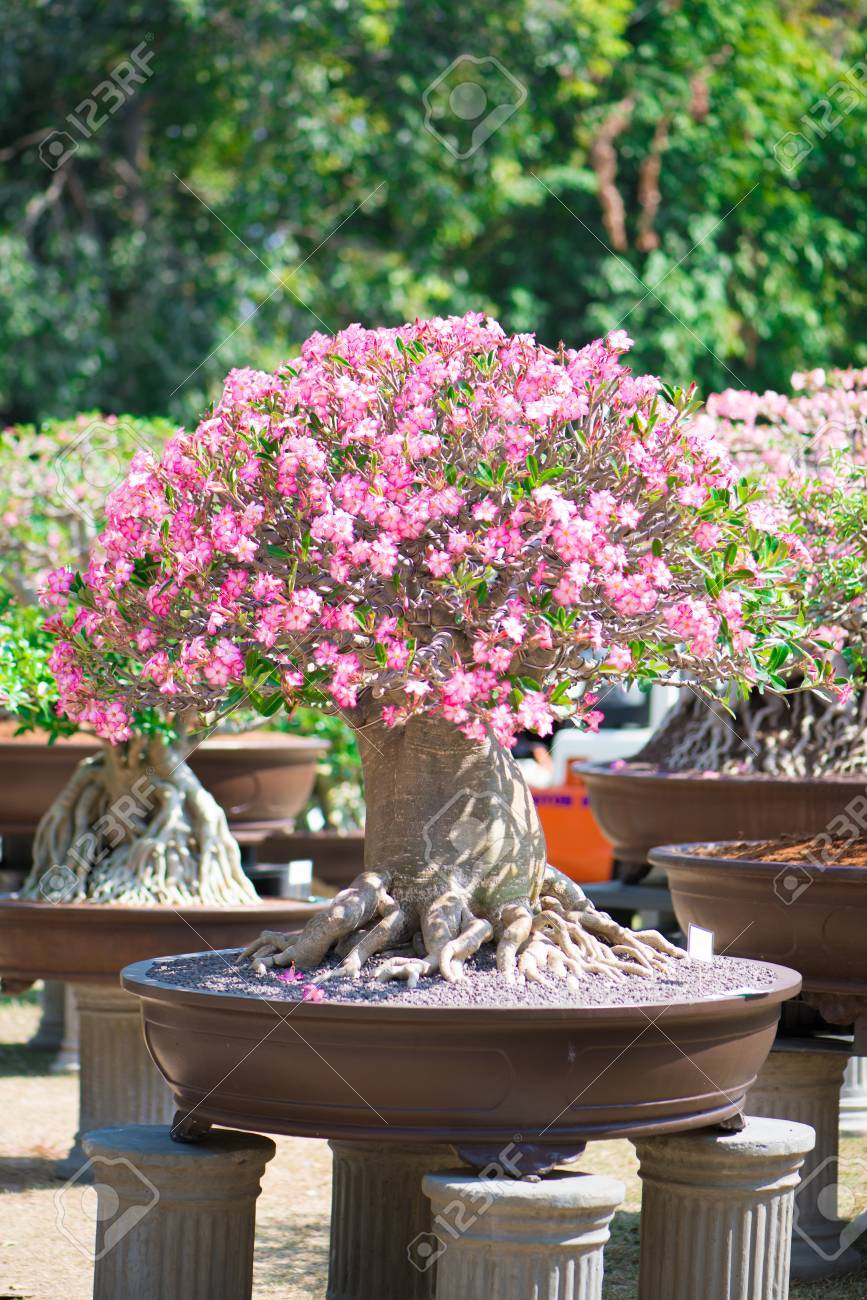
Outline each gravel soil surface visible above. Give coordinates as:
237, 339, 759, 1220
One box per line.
2, 989, 867, 1298
147, 948, 780, 1008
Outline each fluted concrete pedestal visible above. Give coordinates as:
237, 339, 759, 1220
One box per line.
327, 1140, 457, 1300
634, 1117, 814, 1300
28, 979, 66, 1050
57, 984, 174, 1178
51, 983, 80, 1074
423, 1169, 625, 1300
748, 1040, 860, 1278
80, 1125, 275, 1300
840, 1056, 867, 1136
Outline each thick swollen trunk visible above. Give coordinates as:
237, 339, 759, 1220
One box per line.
244, 715, 682, 986
22, 736, 258, 906
635, 688, 867, 777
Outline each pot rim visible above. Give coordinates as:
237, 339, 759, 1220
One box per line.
121, 949, 802, 1024
649, 841, 867, 881
576, 762, 867, 789
0, 894, 327, 921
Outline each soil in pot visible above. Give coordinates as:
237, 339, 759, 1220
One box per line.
689, 836, 867, 866
148, 948, 779, 1010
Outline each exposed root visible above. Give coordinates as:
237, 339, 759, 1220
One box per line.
635, 687, 867, 777
21, 737, 257, 906
240, 863, 685, 990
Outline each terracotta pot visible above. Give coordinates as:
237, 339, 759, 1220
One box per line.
579, 764, 865, 866
122, 952, 799, 1148
649, 842, 867, 1003
0, 730, 327, 867
187, 731, 327, 828
258, 830, 365, 888
0, 896, 326, 987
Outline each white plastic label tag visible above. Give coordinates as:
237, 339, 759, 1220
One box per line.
687, 924, 714, 962
288, 859, 313, 885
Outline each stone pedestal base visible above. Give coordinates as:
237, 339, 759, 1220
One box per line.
80, 1125, 275, 1300
28, 979, 65, 1051
57, 983, 174, 1178
51, 983, 80, 1074
634, 1117, 814, 1300
840, 1056, 867, 1137
423, 1169, 625, 1300
748, 1040, 860, 1278
327, 1140, 456, 1300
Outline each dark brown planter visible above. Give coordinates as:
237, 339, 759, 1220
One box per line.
0, 896, 326, 987
649, 842, 867, 1003
258, 830, 365, 888
187, 731, 327, 828
122, 952, 800, 1149
579, 764, 865, 866
0, 731, 100, 836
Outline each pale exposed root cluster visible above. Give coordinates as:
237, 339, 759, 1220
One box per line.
22, 738, 258, 907
637, 688, 867, 777
241, 865, 683, 989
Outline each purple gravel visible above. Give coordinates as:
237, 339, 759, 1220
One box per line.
146, 947, 780, 1010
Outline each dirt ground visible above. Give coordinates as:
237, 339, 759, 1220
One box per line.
1, 989, 867, 1299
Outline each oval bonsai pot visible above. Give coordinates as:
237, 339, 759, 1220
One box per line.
649, 841, 867, 999
580, 764, 865, 867
123, 952, 800, 1147
0, 896, 326, 987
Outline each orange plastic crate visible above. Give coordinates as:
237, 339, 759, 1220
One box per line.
532, 765, 613, 885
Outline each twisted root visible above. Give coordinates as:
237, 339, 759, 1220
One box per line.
240, 864, 685, 988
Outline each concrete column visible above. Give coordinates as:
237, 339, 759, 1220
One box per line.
748, 1041, 858, 1278
28, 980, 66, 1050
78, 1125, 275, 1300
840, 1057, 867, 1137
423, 1169, 625, 1300
51, 983, 80, 1074
633, 1117, 814, 1300
57, 983, 174, 1178
327, 1140, 456, 1300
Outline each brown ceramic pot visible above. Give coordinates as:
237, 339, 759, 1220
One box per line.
649, 842, 867, 1005
258, 830, 365, 888
580, 764, 865, 866
0, 896, 325, 987
122, 952, 799, 1148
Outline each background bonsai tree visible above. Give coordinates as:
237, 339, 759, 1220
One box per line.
48, 315, 830, 981
0, 414, 257, 905
634, 367, 867, 776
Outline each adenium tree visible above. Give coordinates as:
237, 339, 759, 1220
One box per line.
637, 367, 867, 777
0, 414, 256, 907
48, 315, 827, 983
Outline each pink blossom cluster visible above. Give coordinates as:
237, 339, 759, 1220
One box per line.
47, 315, 825, 745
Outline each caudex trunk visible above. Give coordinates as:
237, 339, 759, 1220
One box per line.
244, 715, 682, 986
22, 736, 257, 906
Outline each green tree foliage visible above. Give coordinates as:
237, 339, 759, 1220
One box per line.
1, 0, 864, 424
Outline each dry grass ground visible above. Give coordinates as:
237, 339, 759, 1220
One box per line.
1, 990, 867, 1298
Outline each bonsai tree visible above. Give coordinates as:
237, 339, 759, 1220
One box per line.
47, 315, 829, 981
634, 367, 867, 776
0, 414, 257, 906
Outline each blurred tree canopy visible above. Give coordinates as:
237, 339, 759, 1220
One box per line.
1, 0, 864, 424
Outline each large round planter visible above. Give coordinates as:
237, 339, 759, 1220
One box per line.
123, 952, 800, 1150
579, 764, 864, 867
649, 842, 867, 1004
0, 897, 326, 1176
187, 731, 327, 829
0, 895, 325, 986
